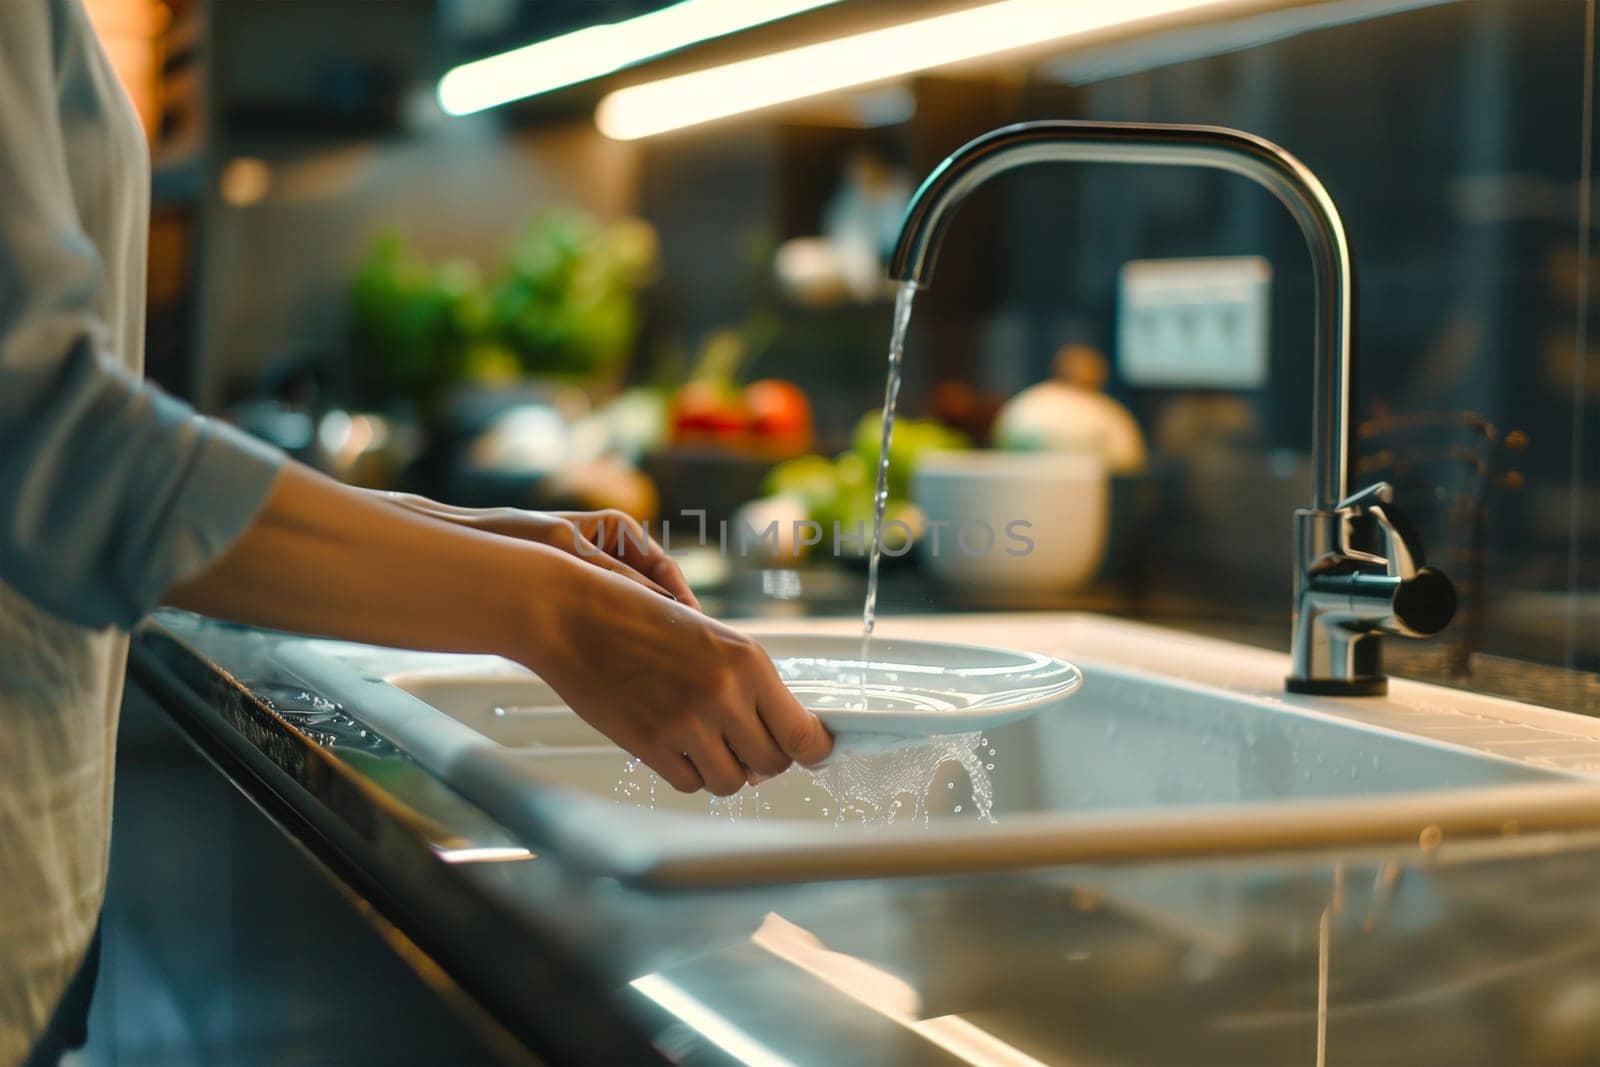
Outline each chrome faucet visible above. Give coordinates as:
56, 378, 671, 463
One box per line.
888, 120, 1456, 696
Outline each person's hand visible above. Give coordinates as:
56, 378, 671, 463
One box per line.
171, 470, 818, 796
379, 493, 698, 607
517, 549, 832, 795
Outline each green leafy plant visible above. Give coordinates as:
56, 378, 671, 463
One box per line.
489, 210, 658, 378
349, 231, 486, 411
348, 210, 658, 411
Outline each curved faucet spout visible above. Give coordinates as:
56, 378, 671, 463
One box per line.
887, 119, 1355, 512
890, 120, 1454, 696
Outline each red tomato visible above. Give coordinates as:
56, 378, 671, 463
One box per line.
670, 381, 748, 438
744, 379, 812, 438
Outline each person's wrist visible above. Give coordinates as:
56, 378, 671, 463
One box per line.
486, 540, 580, 667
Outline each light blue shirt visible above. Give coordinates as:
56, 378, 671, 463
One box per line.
0, 3, 283, 630
0, 2, 282, 1055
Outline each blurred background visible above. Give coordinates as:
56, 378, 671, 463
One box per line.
96, 0, 1597, 707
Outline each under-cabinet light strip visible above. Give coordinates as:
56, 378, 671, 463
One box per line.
596, 0, 1256, 140
438, 0, 842, 116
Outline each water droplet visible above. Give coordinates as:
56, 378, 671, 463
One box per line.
1419, 825, 1444, 852
953, 804, 963, 813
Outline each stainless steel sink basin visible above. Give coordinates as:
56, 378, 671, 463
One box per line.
277, 614, 1600, 886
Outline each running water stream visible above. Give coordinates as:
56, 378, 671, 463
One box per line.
827, 280, 995, 824
860, 281, 918, 664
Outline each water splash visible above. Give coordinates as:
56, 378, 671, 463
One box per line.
805, 731, 994, 826
613, 757, 654, 809
608, 732, 996, 828
708, 789, 766, 821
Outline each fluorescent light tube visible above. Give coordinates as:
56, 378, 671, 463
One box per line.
438, 0, 842, 116
596, 0, 1256, 140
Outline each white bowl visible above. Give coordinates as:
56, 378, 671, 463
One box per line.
911, 450, 1107, 593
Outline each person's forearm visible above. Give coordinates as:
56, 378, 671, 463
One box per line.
164, 462, 556, 659
164, 462, 836, 790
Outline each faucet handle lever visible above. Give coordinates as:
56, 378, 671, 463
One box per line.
1334, 481, 1428, 577
1335, 482, 1395, 512
1322, 481, 1457, 635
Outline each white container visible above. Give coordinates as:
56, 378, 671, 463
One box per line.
911, 450, 1108, 594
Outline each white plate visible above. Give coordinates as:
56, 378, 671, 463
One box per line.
757, 633, 1083, 736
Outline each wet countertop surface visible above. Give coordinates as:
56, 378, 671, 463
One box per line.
129, 581, 1600, 1066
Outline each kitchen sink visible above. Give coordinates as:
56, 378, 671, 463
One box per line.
276, 614, 1600, 887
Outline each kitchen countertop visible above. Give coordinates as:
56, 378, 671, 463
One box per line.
127, 590, 1600, 1065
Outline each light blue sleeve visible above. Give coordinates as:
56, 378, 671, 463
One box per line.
0, 3, 284, 630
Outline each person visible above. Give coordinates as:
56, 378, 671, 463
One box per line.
0, 4, 832, 1062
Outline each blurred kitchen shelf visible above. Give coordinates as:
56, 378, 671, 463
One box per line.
220, 104, 403, 140
701, 559, 1289, 646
